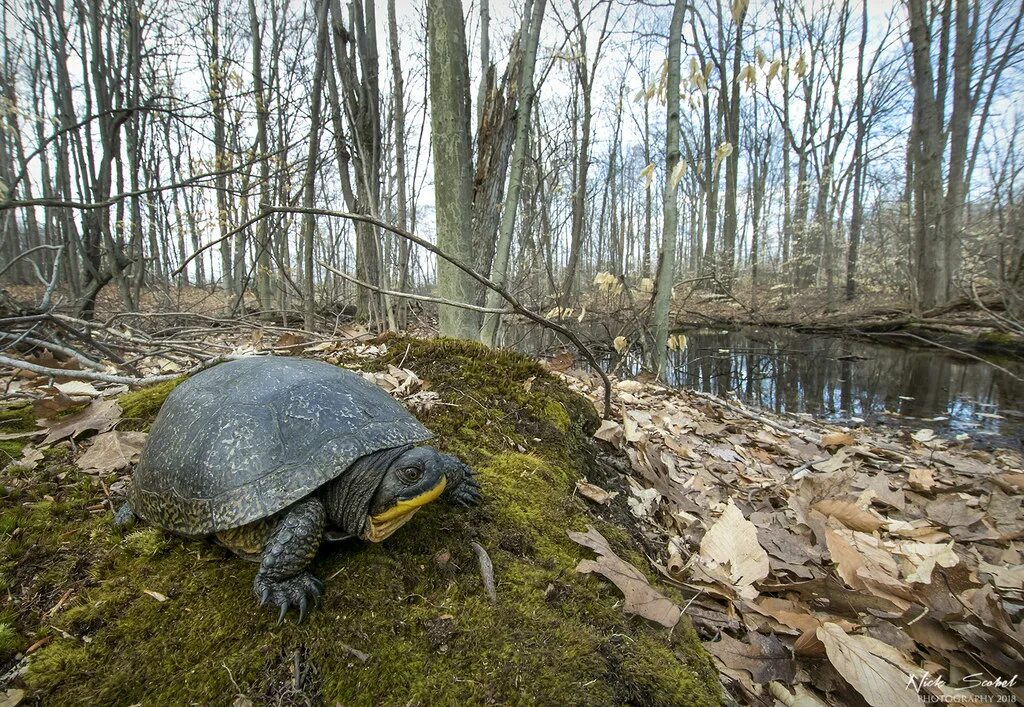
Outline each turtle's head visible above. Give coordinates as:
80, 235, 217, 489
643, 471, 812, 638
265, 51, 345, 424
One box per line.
324, 445, 481, 542
362, 446, 479, 542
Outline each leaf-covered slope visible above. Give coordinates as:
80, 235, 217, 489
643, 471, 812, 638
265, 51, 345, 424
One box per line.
1, 338, 721, 706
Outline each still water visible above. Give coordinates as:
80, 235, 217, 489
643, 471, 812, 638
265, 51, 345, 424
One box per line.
515, 326, 1024, 447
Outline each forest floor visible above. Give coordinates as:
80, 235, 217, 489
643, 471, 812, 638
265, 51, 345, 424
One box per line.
0, 285, 1022, 705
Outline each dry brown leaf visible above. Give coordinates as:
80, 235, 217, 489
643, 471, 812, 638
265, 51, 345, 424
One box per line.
698, 500, 770, 599
908, 467, 936, 492
817, 623, 933, 707
39, 399, 121, 445
567, 525, 680, 627
857, 474, 906, 511
769, 682, 830, 707
593, 419, 623, 446
812, 447, 853, 474
925, 496, 985, 528
892, 541, 959, 584
821, 431, 855, 448
78, 431, 148, 473
812, 499, 886, 533
704, 632, 796, 685
575, 481, 616, 506
825, 526, 912, 609
53, 381, 102, 398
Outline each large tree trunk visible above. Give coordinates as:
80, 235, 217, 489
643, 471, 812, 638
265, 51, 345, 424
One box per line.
426, 0, 480, 339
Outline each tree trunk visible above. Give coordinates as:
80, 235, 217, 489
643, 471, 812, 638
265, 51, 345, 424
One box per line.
427, 0, 480, 339
652, 0, 686, 377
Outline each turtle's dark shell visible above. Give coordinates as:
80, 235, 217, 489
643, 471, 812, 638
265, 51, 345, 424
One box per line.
128, 356, 432, 536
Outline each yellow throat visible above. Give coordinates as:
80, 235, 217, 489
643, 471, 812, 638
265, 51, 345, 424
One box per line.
364, 476, 447, 543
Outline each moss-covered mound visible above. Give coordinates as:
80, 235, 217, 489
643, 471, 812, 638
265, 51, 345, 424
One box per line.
0, 338, 720, 706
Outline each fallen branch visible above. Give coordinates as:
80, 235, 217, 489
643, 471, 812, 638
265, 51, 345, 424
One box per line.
0, 353, 240, 387
862, 331, 1024, 382
688, 389, 821, 444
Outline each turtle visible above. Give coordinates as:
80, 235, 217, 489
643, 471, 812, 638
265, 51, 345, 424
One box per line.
115, 355, 480, 622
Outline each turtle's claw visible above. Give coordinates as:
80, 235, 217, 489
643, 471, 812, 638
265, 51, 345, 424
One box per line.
254, 571, 322, 624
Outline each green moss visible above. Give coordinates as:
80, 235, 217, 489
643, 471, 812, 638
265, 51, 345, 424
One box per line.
8, 338, 718, 706
117, 379, 182, 428
120, 528, 168, 558
0, 404, 36, 463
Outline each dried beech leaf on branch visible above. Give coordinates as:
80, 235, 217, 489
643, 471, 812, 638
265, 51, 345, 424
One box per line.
698, 500, 769, 599
567, 525, 680, 628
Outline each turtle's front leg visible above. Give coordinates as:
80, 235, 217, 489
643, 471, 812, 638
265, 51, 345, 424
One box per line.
254, 497, 325, 623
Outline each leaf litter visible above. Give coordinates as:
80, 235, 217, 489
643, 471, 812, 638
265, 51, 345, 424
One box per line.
555, 368, 1024, 706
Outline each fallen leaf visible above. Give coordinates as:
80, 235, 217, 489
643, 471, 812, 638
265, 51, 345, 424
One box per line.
143, 589, 168, 602
1, 689, 25, 707
576, 481, 616, 506
908, 467, 935, 492
53, 381, 102, 398
698, 500, 770, 599
912, 428, 936, 443
78, 431, 148, 473
821, 431, 855, 448
39, 399, 121, 445
925, 496, 985, 528
978, 561, 1024, 590
893, 541, 960, 584
812, 499, 886, 533
769, 682, 830, 707
567, 525, 680, 628
812, 447, 853, 474
817, 623, 932, 707
593, 419, 623, 446
705, 631, 796, 684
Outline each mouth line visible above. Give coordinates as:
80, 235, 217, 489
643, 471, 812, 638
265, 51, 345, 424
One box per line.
369, 475, 447, 523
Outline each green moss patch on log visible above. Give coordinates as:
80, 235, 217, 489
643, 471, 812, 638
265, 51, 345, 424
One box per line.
2, 338, 720, 705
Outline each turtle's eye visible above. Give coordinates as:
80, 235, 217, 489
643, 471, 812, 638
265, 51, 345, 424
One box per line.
399, 466, 424, 484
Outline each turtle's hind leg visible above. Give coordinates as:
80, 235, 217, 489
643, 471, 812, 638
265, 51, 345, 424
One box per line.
114, 502, 138, 530
254, 497, 326, 624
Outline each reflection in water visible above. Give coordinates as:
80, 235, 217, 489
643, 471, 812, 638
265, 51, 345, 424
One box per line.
510, 324, 1024, 446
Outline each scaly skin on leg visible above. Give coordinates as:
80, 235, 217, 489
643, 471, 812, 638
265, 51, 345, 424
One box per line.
440, 456, 482, 507
113, 502, 138, 529
254, 497, 326, 623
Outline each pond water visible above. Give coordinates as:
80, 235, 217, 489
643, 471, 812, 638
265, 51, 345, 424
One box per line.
512, 325, 1024, 448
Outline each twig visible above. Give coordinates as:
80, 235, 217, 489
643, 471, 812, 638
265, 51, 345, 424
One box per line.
319, 261, 509, 314
470, 541, 497, 603
0, 332, 108, 371
0, 244, 64, 280
862, 331, 1023, 382
0, 352, 240, 386
687, 389, 820, 444
40, 245, 64, 310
